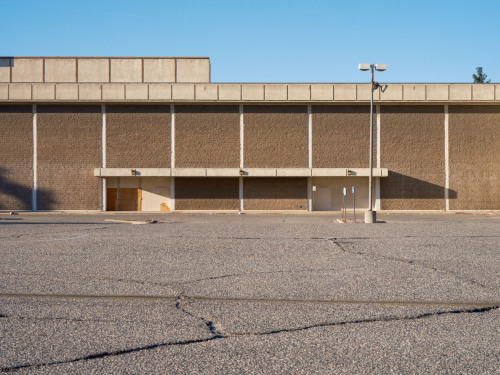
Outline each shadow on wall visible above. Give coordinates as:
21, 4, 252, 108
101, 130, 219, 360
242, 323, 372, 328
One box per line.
0, 168, 54, 210
381, 171, 457, 199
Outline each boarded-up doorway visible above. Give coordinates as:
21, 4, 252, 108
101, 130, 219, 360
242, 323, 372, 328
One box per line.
106, 188, 141, 211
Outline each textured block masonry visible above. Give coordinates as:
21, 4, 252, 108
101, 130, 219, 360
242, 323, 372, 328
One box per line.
312, 105, 370, 168
449, 106, 500, 210
37, 105, 101, 210
243, 178, 308, 210
244, 106, 308, 168
106, 105, 170, 168
0, 106, 33, 210
380, 106, 445, 210
175, 178, 239, 210
175, 105, 239, 168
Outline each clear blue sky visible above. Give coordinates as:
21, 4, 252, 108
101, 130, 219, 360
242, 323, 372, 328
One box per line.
2, 0, 498, 83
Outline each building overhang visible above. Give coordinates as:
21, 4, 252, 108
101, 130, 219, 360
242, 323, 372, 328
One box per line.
94, 168, 389, 178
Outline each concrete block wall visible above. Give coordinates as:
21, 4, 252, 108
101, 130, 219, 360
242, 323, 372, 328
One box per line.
243, 178, 308, 210
0, 102, 499, 211
0, 105, 33, 210
449, 106, 500, 210
0, 57, 210, 84
37, 105, 102, 210
244, 106, 308, 168
106, 105, 171, 168
175, 105, 239, 168
380, 106, 445, 210
312, 106, 370, 168
175, 177, 239, 210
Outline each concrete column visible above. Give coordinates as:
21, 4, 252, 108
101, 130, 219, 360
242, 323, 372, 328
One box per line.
32, 104, 37, 211
170, 104, 176, 211
101, 104, 107, 211
239, 104, 244, 168
308, 105, 312, 169
171, 104, 175, 169
239, 177, 243, 211
307, 177, 312, 211
375, 177, 381, 211
170, 178, 175, 211
308, 105, 313, 212
239, 105, 244, 212
376, 105, 381, 169
444, 104, 449, 211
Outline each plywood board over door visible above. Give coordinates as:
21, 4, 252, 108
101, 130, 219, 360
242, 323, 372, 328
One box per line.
106, 188, 141, 211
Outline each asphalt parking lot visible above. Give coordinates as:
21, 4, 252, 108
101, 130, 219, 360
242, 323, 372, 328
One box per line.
1, 212, 499, 374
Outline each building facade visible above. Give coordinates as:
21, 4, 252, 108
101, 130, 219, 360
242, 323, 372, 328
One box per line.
0, 57, 499, 212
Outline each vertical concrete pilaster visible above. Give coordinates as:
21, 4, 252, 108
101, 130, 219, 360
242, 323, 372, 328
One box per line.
239, 105, 244, 168
444, 105, 449, 211
239, 177, 243, 211
239, 105, 244, 211
307, 105, 313, 211
32, 105, 37, 211
376, 105, 381, 169
170, 104, 176, 211
308, 105, 312, 168
171, 104, 175, 169
307, 177, 312, 211
101, 104, 106, 211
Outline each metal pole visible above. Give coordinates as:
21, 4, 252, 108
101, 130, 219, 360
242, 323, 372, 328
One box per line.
353, 188, 356, 223
344, 195, 346, 222
342, 188, 346, 222
342, 193, 345, 221
365, 66, 375, 223
369, 66, 374, 212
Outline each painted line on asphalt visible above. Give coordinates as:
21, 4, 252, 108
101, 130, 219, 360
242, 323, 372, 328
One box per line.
0, 293, 498, 307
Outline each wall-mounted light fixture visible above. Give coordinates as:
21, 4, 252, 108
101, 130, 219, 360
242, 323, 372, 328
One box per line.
131, 169, 137, 176
239, 169, 244, 176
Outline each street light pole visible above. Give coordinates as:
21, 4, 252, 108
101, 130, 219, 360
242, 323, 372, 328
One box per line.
358, 63, 387, 223
368, 65, 374, 221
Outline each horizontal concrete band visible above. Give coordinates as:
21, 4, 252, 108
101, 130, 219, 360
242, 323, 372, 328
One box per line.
1, 83, 499, 103
94, 168, 389, 178
0, 57, 210, 84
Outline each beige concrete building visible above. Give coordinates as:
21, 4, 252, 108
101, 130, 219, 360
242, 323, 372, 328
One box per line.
0, 57, 499, 212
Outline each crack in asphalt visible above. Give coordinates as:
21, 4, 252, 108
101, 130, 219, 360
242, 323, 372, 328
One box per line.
175, 295, 225, 338
328, 238, 495, 291
2, 234, 499, 372
0, 336, 221, 373
1, 231, 498, 242
231, 305, 500, 337
2, 304, 498, 373
153, 234, 500, 241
